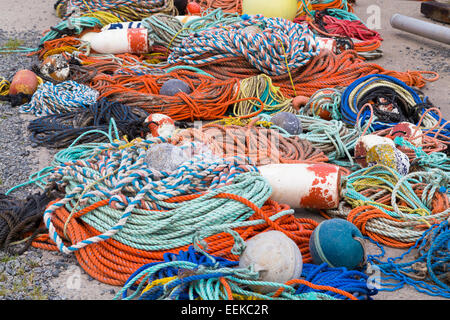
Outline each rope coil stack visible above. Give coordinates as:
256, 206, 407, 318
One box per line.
55, 0, 178, 21
173, 120, 329, 166
0, 0, 448, 302
30, 138, 320, 285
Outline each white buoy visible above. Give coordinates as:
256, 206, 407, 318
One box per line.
257, 163, 342, 209
317, 37, 337, 53
101, 21, 143, 31
81, 28, 149, 54
239, 230, 302, 293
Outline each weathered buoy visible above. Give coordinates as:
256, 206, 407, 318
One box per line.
309, 219, 365, 270
242, 0, 298, 20
145, 113, 176, 139
9, 70, 39, 96
239, 230, 302, 293
270, 112, 302, 135
257, 163, 342, 209
40, 54, 70, 82
186, 1, 202, 15
390, 122, 423, 147
81, 28, 148, 54
366, 144, 410, 175
317, 37, 337, 53
292, 95, 309, 111
354, 134, 396, 167
159, 79, 192, 96
145, 143, 189, 173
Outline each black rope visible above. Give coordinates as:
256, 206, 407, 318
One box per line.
0, 190, 60, 255
28, 98, 150, 148
0, 93, 33, 107
356, 86, 425, 124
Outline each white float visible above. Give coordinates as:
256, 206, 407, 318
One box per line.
239, 230, 303, 293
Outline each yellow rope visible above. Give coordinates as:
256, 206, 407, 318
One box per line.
141, 276, 178, 295
0, 77, 10, 96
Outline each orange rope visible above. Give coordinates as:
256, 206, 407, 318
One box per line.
88, 69, 266, 121
32, 197, 318, 286
273, 279, 358, 300
172, 119, 329, 166
193, 50, 439, 98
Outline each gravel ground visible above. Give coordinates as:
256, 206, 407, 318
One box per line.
0, 29, 116, 300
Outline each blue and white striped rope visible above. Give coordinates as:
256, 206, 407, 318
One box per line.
168, 15, 321, 76
20, 80, 99, 117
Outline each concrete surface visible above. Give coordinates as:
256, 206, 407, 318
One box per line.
0, 0, 448, 301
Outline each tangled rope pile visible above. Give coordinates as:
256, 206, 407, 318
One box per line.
367, 219, 449, 298
116, 244, 376, 300
27, 98, 148, 148
326, 165, 449, 247
168, 15, 321, 76
173, 119, 329, 166
195, 50, 438, 98
0, 191, 59, 255
30, 138, 319, 285
90, 69, 257, 121
55, 0, 177, 21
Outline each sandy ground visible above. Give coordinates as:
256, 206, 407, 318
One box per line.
0, 0, 448, 301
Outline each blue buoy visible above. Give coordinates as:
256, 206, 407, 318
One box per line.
159, 79, 192, 96
270, 112, 302, 135
309, 218, 364, 270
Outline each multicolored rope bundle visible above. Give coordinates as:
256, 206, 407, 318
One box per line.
168, 15, 321, 76
31, 138, 320, 285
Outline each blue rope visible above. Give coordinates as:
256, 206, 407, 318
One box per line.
121, 245, 239, 300
297, 263, 378, 300
340, 74, 450, 138
366, 220, 450, 298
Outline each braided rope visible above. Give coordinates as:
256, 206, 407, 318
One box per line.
20, 80, 99, 116
168, 15, 321, 76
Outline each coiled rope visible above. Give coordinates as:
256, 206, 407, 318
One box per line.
32, 138, 319, 285
20, 80, 99, 116
116, 244, 366, 300
326, 165, 449, 247
27, 98, 148, 148
55, 0, 177, 21
168, 15, 321, 77
233, 74, 295, 117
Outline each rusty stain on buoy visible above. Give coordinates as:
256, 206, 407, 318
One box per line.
299, 163, 341, 209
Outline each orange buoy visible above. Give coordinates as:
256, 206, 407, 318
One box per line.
9, 70, 39, 96
186, 1, 201, 15
292, 95, 309, 110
